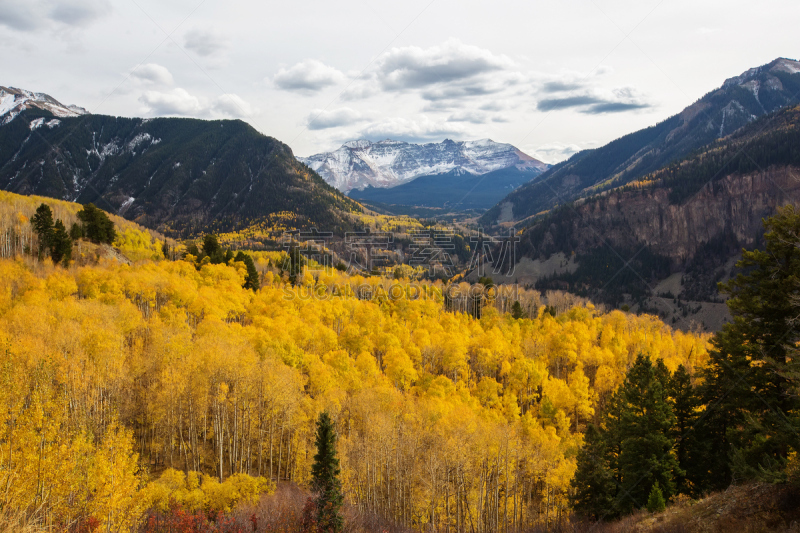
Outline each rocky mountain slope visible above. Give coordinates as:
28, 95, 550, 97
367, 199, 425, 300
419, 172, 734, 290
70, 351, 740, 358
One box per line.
0, 98, 361, 236
481, 57, 800, 227
1, 86, 87, 123
509, 104, 800, 319
299, 138, 548, 192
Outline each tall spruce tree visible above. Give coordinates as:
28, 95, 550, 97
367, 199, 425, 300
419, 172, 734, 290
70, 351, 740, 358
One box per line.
49, 220, 72, 266
667, 365, 702, 496
699, 205, 800, 486
235, 251, 261, 291
77, 203, 115, 244
570, 424, 617, 520
616, 355, 681, 514
311, 412, 344, 533
31, 203, 54, 255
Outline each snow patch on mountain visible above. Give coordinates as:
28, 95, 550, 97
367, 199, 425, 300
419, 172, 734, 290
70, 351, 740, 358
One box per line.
299, 138, 548, 192
0, 86, 88, 124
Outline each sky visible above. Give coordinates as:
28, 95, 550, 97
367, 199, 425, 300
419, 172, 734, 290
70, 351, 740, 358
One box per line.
1, 0, 798, 162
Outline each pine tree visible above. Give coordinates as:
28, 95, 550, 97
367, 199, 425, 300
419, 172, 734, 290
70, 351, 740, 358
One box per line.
699, 205, 800, 486
31, 203, 54, 255
646, 482, 666, 513
69, 222, 84, 241
667, 365, 701, 496
570, 424, 617, 520
49, 220, 72, 266
235, 252, 260, 291
77, 203, 115, 244
311, 412, 344, 533
616, 355, 681, 515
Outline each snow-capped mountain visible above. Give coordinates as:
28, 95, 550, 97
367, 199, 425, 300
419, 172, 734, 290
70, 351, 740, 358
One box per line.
1, 86, 87, 125
299, 138, 548, 192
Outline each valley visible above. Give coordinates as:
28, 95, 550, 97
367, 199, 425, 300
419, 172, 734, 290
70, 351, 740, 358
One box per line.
2, 53, 800, 533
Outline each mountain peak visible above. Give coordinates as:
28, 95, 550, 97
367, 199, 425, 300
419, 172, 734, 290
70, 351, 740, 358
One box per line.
0, 86, 88, 124
299, 138, 548, 192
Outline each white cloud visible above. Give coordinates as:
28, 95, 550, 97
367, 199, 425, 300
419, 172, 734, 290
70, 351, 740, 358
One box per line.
273, 60, 345, 92
212, 94, 255, 118
447, 110, 489, 124
340, 82, 378, 101
130, 63, 174, 86
528, 142, 588, 164
377, 39, 513, 91
358, 116, 467, 143
184, 27, 229, 57
138, 88, 254, 119
305, 108, 366, 130
139, 88, 204, 116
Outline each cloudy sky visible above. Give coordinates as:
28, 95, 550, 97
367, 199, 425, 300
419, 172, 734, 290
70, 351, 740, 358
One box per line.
2, 0, 798, 162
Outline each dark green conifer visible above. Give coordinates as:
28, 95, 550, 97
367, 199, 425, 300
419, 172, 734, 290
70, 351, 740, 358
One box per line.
699, 205, 800, 486
570, 424, 616, 520
616, 355, 681, 514
667, 365, 701, 496
77, 203, 115, 244
31, 203, 54, 255
49, 220, 72, 266
311, 412, 344, 533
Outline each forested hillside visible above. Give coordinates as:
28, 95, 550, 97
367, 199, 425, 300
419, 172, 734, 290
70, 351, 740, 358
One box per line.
0, 224, 709, 530
480, 57, 800, 227
0, 109, 361, 237
508, 104, 800, 309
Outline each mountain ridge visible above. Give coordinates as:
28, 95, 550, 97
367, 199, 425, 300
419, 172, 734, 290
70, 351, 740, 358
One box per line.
0, 100, 361, 237
299, 138, 548, 192
480, 57, 800, 227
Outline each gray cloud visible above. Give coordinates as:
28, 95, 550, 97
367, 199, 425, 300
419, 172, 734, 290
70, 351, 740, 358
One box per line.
184, 28, 229, 57
305, 108, 366, 130
540, 80, 584, 93
421, 82, 503, 101
585, 101, 651, 114
48, 0, 110, 26
0, 0, 110, 31
377, 40, 512, 91
536, 86, 653, 114
274, 60, 345, 92
537, 95, 603, 111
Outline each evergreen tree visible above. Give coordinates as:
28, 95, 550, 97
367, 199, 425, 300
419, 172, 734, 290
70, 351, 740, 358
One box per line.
69, 222, 84, 241
49, 220, 72, 266
311, 412, 344, 533
287, 245, 304, 286
31, 203, 54, 255
570, 424, 616, 520
511, 301, 526, 319
235, 251, 260, 291
667, 365, 701, 496
77, 203, 115, 244
699, 205, 800, 486
161, 239, 170, 259
202, 234, 220, 259
646, 482, 666, 513
616, 355, 681, 514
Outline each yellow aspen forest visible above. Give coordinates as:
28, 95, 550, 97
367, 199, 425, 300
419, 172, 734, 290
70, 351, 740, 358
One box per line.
0, 231, 710, 531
